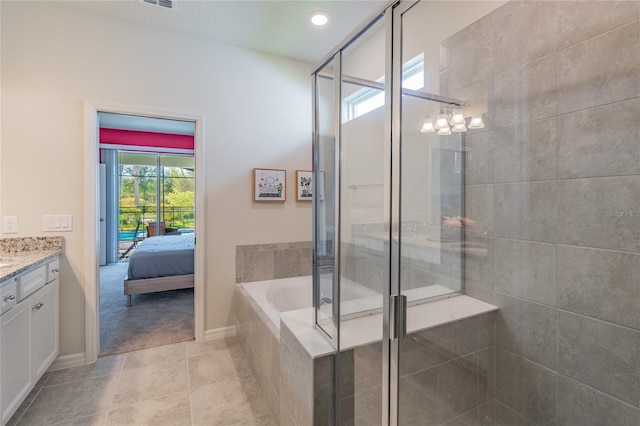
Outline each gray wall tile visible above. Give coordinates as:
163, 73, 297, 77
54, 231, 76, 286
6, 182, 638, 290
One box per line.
494, 181, 557, 243
557, 375, 640, 426
494, 239, 557, 306
237, 242, 312, 283
558, 22, 640, 114
558, 0, 640, 49
493, 118, 557, 183
279, 324, 313, 425
493, 1, 559, 74
236, 247, 244, 283
464, 184, 494, 237
274, 248, 300, 279
243, 250, 275, 282
442, 14, 495, 93
465, 283, 495, 305
354, 343, 381, 394
494, 400, 537, 426
558, 311, 640, 408
464, 130, 494, 185
558, 98, 640, 179
558, 246, 640, 331
399, 376, 438, 425
451, 78, 494, 132
495, 294, 557, 369
495, 349, 557, 426
464, 236, 493, 292
478, 347, 495, 405
557, 176, 640, 252
494, 55, 557, 129
299, 248, 312, 276
353, 385, 382, 425
437, 354, 479, 423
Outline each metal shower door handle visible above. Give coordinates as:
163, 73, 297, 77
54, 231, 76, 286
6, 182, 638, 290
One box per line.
390, 294, 407, 340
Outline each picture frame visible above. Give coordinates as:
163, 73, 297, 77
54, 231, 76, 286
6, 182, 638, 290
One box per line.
296, 170, 313, 201
253, 168, 286, 202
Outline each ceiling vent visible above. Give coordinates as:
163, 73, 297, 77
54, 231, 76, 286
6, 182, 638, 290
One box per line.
141, 0, 176, 10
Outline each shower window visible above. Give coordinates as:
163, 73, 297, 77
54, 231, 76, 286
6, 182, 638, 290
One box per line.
344, 53, 424, 121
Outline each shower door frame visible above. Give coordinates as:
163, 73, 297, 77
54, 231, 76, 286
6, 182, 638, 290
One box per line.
312, 0, 465, 424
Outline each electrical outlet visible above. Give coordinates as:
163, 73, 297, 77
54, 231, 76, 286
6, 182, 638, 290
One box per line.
2, 216, 18, 234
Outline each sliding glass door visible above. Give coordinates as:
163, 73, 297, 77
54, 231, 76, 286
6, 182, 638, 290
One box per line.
117, 152, 194, 259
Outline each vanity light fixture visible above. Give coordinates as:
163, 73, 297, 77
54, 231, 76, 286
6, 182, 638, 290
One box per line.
422, 107, 485, 135
310, 11, 330, 26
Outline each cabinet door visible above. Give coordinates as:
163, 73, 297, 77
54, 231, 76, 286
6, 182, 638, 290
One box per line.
1, 303, 32, 424
31, 279, 59, 380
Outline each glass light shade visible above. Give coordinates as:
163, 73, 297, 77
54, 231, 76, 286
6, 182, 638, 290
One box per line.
421, 121, 435, 133
449, 108, 465, 126
437, 126, 452, 136
468, 116, 485, 129
434, 113, 449, 130
452, 123, 467, 132
420, 116, 435, 132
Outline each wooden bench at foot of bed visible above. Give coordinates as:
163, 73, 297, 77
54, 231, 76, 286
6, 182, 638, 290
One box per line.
124, 274, 194, 307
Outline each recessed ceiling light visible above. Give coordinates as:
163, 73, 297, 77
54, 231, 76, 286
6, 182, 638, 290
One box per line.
310, 11, 329, 26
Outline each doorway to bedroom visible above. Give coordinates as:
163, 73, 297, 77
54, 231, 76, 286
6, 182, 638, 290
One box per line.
98, 112, 196, 356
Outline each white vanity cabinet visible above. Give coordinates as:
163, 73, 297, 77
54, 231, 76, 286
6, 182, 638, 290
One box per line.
1, 258, 59, 425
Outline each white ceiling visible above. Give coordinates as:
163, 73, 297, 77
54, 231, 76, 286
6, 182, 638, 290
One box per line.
61, 0, 389, 65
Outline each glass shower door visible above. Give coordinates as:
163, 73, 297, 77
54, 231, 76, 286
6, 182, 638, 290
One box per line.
339, 15, 387, 426
394, 1, 499, 424
313, 58, 337, 338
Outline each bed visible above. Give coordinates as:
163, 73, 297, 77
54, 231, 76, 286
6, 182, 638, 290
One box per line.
124, 233, 194, 307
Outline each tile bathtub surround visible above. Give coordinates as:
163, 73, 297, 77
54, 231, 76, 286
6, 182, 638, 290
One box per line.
7, 339, 275, 426
441, 0, 640, 423
236, 241, 312, 283
235, 285, 281, 423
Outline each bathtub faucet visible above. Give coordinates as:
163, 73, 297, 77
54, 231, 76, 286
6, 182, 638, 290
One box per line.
319, 297, 332, 306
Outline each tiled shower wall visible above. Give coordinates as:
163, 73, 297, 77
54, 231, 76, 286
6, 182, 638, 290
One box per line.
440, 1, 640, 424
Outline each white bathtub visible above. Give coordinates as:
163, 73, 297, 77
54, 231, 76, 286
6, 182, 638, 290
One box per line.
241, 275, 382, 328
242, 275, 312, 327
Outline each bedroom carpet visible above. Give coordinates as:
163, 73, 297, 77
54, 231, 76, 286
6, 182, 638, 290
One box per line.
99, 262, 194, 356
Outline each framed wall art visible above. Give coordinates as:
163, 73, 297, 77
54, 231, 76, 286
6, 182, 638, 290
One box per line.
296, 170, 313, 201
253, 168, 286, 202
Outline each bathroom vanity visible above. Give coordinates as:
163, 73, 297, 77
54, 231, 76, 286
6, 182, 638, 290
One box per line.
0, 238, 62, 425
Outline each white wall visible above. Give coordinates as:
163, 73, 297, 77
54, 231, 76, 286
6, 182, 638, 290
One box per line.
1, 1, 312, 355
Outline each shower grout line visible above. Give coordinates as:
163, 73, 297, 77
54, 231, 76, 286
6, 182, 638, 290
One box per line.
556, 373, 640, 412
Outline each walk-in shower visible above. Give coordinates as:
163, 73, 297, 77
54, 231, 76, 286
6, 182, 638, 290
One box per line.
312, 0, 640, 424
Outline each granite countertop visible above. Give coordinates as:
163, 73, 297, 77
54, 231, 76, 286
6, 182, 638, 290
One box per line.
0, 237, 64, 282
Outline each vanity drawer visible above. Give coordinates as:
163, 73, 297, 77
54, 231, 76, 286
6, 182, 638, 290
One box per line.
17, 265, 46, 301
1, 278, 18, 314
47, 259, 60, 283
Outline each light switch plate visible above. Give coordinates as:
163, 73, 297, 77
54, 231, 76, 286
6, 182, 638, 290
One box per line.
43, 215, 73, 232
2, 216, 18, 234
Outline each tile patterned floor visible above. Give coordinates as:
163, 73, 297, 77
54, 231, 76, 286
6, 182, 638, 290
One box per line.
8, 337, 276, 426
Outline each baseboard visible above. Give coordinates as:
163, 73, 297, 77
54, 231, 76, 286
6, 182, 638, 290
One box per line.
204, 325, 236, 341
48, 352, 86, 371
